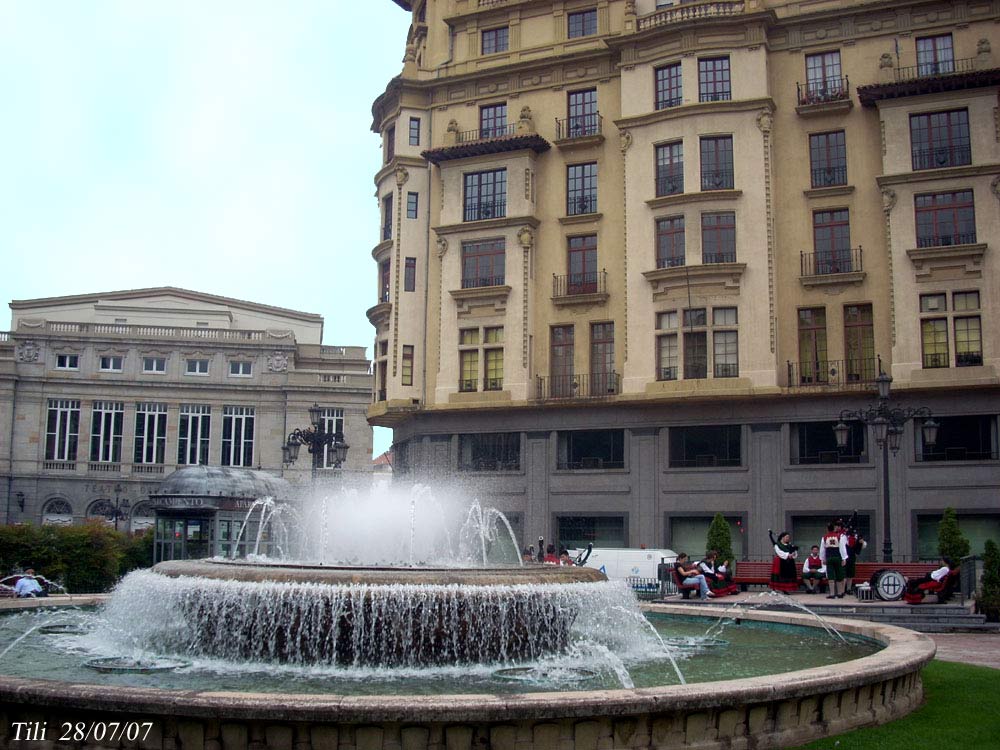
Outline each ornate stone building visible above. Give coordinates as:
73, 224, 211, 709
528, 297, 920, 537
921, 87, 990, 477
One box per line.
369, 0, 999, 560
0, 288, 373, 555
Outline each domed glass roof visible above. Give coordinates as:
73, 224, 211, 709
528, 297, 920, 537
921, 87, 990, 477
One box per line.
153, 466, 290, 499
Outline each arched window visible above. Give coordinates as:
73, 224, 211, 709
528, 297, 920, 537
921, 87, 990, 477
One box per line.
87, 499, 115, 519
43, 499, 73, 515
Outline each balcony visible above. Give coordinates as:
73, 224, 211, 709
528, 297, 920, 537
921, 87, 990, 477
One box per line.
463, 199, 507, 223
786, 358, 879, 388
637, 1, 745, 31
461, 274, 506, 290
714, 362, 739, 378
810, 166, 848, 189
858, 58, 1000, 107
458, 378, 477, 393
658, 366, 678, 381
703, 251, 736, 264
374, 388, 387, 403
132, 464, 165, 475
17, 320, 283, 343
923, 352, 949, 369
88, 462, 121, 473
422, 124, 550, 165
896, 57, 977, 83
796, 77, 852, 115
567, 194, 598, 216
555, 113, 603, 142
701, 169, 734, 191
657, 255, 685, 270
552, 270, 609, 307
483, 377, 504, 391
912, 144, 971, 171
916, 232, 977, 249
800, 247, 866, 287
656, 171, 684, 197
684, 358, 708, 380
533, 372, 620, 401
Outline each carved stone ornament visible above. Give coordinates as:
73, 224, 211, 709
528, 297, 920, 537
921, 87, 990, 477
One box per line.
619, 130, 632, 153
446, 119, 459, 134
755, 110, 773, 134
15, 340, 40, 363
625, 0, 636, 14
436, 236, 449, 257
403, 43, 417, 63
881, 188, 897, 213
978, 38, 991, 55
879, 53, 894, 69
517, 226, 534, 249
991, 175, 1000, 200
519, 105, 533, 124
395, 167, 409, 186
266, 351, 289, 373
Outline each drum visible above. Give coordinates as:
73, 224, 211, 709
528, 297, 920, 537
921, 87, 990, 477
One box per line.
870, 568, 906, 601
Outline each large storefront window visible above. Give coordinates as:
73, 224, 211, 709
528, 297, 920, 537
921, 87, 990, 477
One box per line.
917, 513, 1000, 559
668, 516, 745, 559
557, 516, 626, 550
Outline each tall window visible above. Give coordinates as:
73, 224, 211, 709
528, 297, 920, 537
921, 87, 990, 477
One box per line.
557, 430, 624, 470
656, 311, 679, 381
379, 259, 391, 303
797, 308, 828, 383
45, 400, 80, 463
408, 117, 421, 146
669, 425, 741, 467
222, 406, 255, 467
656, 141, 683, 196
698, 57, 731, 102
404, 257, 416, 292
712, 307, 739, 378
590, 322, 615, 396
655, 63, 682, 109
461, 238, 505, 288
809, 131, 847, 187
479, 103, 507, 138
459, 433, 520, 471
567, 162, 597, 215
567, 89, 598, 136
917, 415, 996, 462
321, 408, 345, 468
813, 209, 852, 274
683, 308, 708, 379
567, 9, 597, 38
915, 190, 976, 247
90, 401, 123, 464
844, 304, 875, 383
804, 51, 843, 100
955, 314, 983, 368
550, 325, 575, 397
401, 345, 414, 386
381, 194, 393, 241
383, 125, 394, 163
482, 26, 509, 55
700, 136, 733, 190
701, 212, 736, 263
178, 405, 211, 466
406, 191, 418, 219
484, 327, 504, 391
459, 349, 479, 392
920, 293, 950, 369
916, 34, 954, 76
910, 109, 971, 170
567, 234, 598, 294
463, 168, 506, 221
134, 402, 167, 465
656, 216, 685, 268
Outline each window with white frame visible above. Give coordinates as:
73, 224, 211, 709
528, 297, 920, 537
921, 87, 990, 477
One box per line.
222, 405, 255, 467
45, 399, 80, 462
90, 401, 123, 464
98, 355, 123, 372
321, 407, 345, 468
142, 356, 166, 373
458, 326, 503, 392
185, 358, 210, 375
656, 311, 679, 381
55, 354, 79, 370
229, 360, 253, 377
178, 404, 211, 465
658, 307, 739, 380
134, 402, 167, 465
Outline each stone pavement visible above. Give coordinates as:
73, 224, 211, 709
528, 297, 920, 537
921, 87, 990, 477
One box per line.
929, 633, 1000, 669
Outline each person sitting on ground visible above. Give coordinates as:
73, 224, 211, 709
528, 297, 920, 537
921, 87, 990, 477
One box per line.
13, 568, 47, 598
906, 557, 959, 601
801, 545, 827, 594
559, 548, 575, 566
674, 553, 713, 600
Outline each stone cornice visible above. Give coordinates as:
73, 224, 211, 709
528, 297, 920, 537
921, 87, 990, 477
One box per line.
646, 189, 743, 210
906, 243, 987, 280
876, 163, 1000, 187
371, 239, 393, 260
804, 185, 855, 199
433, 215, 540, 237
800, 271, 867, 288
615, 98, 775, 130
558, 212, 603, 226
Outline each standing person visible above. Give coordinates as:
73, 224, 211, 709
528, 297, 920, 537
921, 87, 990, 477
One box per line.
820, 521, 849, 599
13, 568, 47, 598
801, 545, 827, 594
674, 553, 713, 601
768, 530, 799, 593
843, 531, 866, 595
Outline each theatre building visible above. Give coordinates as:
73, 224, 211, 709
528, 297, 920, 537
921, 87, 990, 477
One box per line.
368, 0, 1000, 560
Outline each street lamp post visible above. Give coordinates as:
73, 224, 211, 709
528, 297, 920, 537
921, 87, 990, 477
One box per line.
283, 403, 350, 478
109, 483, 131, 532
833, 360, 938, 563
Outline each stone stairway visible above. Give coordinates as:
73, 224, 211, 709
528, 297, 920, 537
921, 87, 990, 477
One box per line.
763, 600, 999, 633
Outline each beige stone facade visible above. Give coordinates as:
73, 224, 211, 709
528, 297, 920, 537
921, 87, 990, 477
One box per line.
0, 288, 372, 531
368, 0, 999, 560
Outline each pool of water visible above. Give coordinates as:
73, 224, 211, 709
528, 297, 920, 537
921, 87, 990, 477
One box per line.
0, 607, 880, 695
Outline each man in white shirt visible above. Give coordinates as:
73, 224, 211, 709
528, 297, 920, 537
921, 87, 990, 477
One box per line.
13, 569, 47, 598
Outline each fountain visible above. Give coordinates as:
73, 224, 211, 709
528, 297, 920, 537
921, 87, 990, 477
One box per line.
0, 483, 935, 750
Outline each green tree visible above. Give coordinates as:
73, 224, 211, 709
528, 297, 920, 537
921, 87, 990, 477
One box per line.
978, 539, 1000, 623
706, 513, 735, 565
937, 507, 971, 561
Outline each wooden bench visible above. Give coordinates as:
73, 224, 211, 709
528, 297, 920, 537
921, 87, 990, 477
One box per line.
732, 561, 937, 591
671, 567, 703, 599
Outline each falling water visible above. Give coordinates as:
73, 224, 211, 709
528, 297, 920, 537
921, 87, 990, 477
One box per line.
703, 590, 848, 644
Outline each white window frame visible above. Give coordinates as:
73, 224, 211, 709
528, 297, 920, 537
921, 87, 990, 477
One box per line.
178, 404, 211, 466
185, 358, 210, 376
90, 401, 124, 464
229, 360, 253, 377
134, 402, 168, 465
320, 407, 345, 468
142, 356, 167, 374
222, 405, 255, 467
98, 355, 124, 372
55, 353, 79, 370
45, 399, 80, 462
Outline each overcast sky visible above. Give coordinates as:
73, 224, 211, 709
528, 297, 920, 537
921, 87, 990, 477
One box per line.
0, 1, 413, 457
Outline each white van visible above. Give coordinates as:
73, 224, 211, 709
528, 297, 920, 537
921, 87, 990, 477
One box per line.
568, 547, 677, 580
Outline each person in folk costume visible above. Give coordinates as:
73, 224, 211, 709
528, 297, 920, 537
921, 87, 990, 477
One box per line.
906, 557, 959, 601
843, 529, 867, 594
820, 521, 849, 598
698, 550, 733, 591
801, 545, 827, 594
768, 530, 799, 593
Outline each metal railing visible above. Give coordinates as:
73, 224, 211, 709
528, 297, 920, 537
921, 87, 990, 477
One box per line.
656, 95, 683, 110
638, 1, 745, 30
894, 57, 976, 82
911, 144, 971, 170
919, 447, 998, 462
810, 165, 847, 188
787, 357, 880, 387
671, 454, 740, 468
956, 352, 984, 367
483, 377, 504, 391
463, 199, 507, 222
915, 232, 977, 248
534, 372, 621, 400
701, 168, 734, 190
658, 366, 678, 381
457, 123, 517, 143
461, 274, 506, 289
556, 113, 602, 140
699, 90, 732, 103
657, 255, 685, 269
714, 362, 739, 378
552, 270, 606, 298
557, 457, 626, 471
684, 358, 708, 380
800, 247, 863, 276
626, 577, 665, 600
703, 251, 736, 264
922, 352, 949, 369
567, 194, 598, 215
797, 76, 850, 105
656, 171, 684, 197
459, 378, 477, 393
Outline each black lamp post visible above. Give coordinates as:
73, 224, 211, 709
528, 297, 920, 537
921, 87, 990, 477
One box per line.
108, 483, 131, 532
833, 360, 938, 563
283, 403, 350, 478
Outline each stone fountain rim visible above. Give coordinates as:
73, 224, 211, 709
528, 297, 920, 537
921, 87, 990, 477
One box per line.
0, 598, 935, 723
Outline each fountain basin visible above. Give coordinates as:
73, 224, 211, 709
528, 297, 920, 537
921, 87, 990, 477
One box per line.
0, 599, 934, 750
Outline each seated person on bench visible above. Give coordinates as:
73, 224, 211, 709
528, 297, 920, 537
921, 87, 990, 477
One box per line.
904, 557, 959, 603
699, 551, 737, 595
674, 553, 713, 601
13, 568, 48, 598
801, 546, 827, 594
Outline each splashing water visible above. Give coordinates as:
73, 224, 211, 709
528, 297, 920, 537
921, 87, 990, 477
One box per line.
703, 590, 848, 644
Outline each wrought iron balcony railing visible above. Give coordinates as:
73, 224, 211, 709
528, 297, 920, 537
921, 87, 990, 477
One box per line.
787, 358, 879, 387
656, 171, 684, 197
456, 123, 517, 143
684, 358, 708, 380
556, 113, 602, 140
714, 362, 739, 378
556, 457, 625, 471
461, 274, 506, 289
483, 377, 504, 391
567, 194, 598, 215
922, 352, 949, 369
701, 168, 734, 191
534, 372, 620, 400
800, 247, 863, 276
699, 90, 732, 103
811, 165, 847, 188
916, 231, 977, 248
702, 251, 736, 264
797, 77, 851, 105
911, 143, 971, 170
895, 57, 976, 83
956, 351, 984, 367
458, 378, 477, 393
463, 198, 507, 222
658, 366, 678, 381
552, 270, 606, 298
657, 255, 685, 269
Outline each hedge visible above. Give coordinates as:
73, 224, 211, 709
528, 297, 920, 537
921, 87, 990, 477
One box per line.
0, 522, 154, 593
